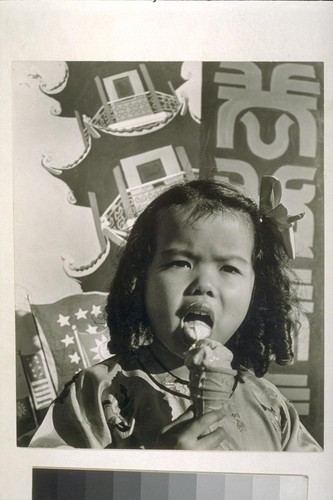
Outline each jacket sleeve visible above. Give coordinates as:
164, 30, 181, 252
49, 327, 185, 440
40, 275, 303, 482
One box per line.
280, 396, 322, 451
29, 367, 113, 449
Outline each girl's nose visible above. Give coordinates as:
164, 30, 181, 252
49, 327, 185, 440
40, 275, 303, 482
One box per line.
187, 274, 216, 297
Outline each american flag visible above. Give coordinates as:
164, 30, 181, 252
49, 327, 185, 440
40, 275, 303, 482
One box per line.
19, 351, 56, 410
30, 292, 109, 394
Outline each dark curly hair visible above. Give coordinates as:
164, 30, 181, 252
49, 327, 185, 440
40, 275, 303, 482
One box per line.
105, 179, 300, 377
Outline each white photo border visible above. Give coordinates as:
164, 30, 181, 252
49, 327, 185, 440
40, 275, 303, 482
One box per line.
1, 2, 332, 499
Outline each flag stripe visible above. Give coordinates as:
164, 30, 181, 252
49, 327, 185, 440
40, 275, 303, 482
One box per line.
20, 351, 57, 411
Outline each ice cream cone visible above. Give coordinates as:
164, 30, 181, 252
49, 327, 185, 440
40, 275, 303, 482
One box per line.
185, 339, 237, 418
188, 365, 237, 418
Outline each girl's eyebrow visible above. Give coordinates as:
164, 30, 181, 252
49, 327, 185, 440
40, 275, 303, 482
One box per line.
160, 248, 251, 266
160, 248, 194, 259
217, 255, 252, 266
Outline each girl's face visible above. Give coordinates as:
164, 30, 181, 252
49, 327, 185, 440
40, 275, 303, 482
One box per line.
145, 207, 255, 367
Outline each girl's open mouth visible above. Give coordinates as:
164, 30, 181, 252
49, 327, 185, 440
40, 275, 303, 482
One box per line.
181, 303, 215, 344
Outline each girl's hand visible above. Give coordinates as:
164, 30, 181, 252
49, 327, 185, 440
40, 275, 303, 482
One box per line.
155, 407, 224, 450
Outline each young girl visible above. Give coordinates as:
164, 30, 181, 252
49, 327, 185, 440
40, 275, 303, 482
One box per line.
30, 178, 321, 451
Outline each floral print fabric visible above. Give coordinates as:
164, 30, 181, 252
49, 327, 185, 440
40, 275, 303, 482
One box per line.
30, 348, 321, 451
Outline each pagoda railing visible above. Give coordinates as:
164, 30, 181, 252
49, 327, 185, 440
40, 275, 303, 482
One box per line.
92, 91, 180, 129
101, 171, 198, 235
129, 172, 186, 214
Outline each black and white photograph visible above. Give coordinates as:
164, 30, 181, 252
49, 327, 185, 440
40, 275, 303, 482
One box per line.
14, 61, 323, 451
1, 2, 333, 499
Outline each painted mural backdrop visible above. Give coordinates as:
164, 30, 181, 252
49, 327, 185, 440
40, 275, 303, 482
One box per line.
15, 62, 323, 446
200, 62, 323, 445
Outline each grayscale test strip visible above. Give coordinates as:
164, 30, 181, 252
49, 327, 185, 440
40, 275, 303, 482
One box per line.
32, 469, 308, 500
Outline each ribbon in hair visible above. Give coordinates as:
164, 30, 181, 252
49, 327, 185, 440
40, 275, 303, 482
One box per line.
259, 176, 304, 259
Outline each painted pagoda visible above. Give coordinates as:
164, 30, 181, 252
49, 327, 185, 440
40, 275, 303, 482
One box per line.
40, 62, 201, 291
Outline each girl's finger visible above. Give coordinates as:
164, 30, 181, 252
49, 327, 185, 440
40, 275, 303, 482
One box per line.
195, 426, 225, 450
186, 409, 223, 437
161, 406, 194, 434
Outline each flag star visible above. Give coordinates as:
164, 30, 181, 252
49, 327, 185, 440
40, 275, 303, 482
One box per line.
91, 304, 102, 317
75, 308, 88, 320
57, 314, 70, 327
61, 334, 75, 348
90, 335, 109, 361
68, 352, 81, 364
86, 324, 98, 334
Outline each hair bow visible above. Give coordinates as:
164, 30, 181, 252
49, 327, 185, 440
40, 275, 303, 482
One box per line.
259, 176, 304, 259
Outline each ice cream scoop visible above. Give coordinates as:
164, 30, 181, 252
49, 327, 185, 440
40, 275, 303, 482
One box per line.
184, 339, 237, 418
185, 339, 233, 371
181, 303, 214, 344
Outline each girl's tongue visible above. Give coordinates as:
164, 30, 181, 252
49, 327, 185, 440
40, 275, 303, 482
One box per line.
181, 307, 214, 343
183, 320, 212, 342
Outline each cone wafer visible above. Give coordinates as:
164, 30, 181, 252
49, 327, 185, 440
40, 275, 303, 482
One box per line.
185, 339, 237, 418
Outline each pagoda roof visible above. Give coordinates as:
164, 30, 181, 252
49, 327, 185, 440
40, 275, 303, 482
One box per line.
42, 108, 199, 215
41, 62, 185, 119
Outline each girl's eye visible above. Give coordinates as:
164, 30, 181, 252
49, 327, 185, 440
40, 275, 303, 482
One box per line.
171, 260, 191, 269
221, 265, 240, 275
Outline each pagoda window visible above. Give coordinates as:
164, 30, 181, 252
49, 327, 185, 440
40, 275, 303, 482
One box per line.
120, 146, 183, 188
113, 76, 135, 99
137, 159, 166, 184
103, 70, 145, 101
